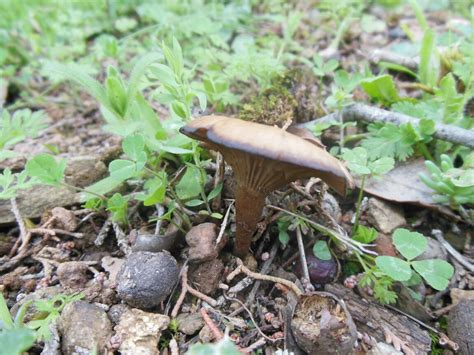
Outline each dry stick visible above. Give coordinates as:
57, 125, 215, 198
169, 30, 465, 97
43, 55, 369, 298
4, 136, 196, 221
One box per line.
369, 49, 419, 71
241, 338, 267, 354
227, 258, 302, 297
298, 103, 474, 149
295, 225, 310, 283
171, 265, 218, 318
224, 292, 280, 343
432, 229, 474, 272
200, 307, 224, 341
10, 197, 27, 245
216, 201, 234, 246
212, 152, 225, 211
169, 338, 179, 355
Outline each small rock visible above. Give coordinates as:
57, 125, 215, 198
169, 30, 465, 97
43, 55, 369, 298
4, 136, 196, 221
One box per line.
415, 238, 448, 261
374, 233, 397, 256
114, 308, 169, 355
65, 156, 107, 188
101, 256, 125, 283
50, 207, 78, 232
176, 313, 205, 335
368, 342, 403, 355
59, 301, 112, 355
108, 304, 130, 325
56, 262, 90, 289
186, 223, 223, 263
448, 300, 474, 355
189, 259, 224, 295
366, 198, 406, 234
116, 251, 179, 309
199, 325, 216, 343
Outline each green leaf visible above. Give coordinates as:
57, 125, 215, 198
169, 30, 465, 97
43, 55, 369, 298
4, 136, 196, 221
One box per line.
361, 123, 415, 161
188, 336, 241, 355
0, 293, 14, 329
185, 199, 204, 207
106, 193, 129, 224
81, 176, 123, 201
150, 64, 177, 86
106, 74, 127, 117
342, 147, 371, 175
419, 29, 440, 88
127, 52, 162, 98
171, 101, 188, 119
376, 256, 412, 281
392, 228, 427, 261
176, 165, 202, 200
207, 183, 223, 201
360, 74, 399, 105
122, 135, 146, 162
45, 62, 110, 111
210, 212, 223, 219
109, 159, 136, 180
313, 240, 332, 261
25, 154, 66, 186
0, 328, 36, 355
368, 157, 395, 175
353, 225, 378, 243
412, 259, 454, 290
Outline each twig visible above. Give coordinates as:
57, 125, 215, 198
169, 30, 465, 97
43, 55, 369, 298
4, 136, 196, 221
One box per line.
169, 338, 179, 355
296, 225, 310, 284
240, 338, 266, 353
154, 204, 165, 235
28, 228, 84, 239
171, 265, 189, 318
216, 201, 233, 246
298, 103, 474, 148
212, 152, 224, 211
171, 265, 218, 317
267, 205, 377, 255
227, 258, 302, 297
369, 49, 419, 71
200, 307, 224, 341
10, 197, 27, 245
224, 292, 280, 343
432, 229, 474, 272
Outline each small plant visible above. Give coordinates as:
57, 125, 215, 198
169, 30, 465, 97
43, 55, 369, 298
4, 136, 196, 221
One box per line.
342, 146, 395, 233
0, 293, 35, 355
187, 335, 240, 355
419, 154, 474, 214
375, 229, 454, 291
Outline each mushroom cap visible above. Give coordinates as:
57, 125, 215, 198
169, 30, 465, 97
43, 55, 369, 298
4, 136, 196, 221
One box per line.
180, 116, 353, 195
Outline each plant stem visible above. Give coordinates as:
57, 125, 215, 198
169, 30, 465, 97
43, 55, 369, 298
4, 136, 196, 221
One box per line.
417, 142, 435, 161
61, 182, 107, 200
352, 175, 366, 235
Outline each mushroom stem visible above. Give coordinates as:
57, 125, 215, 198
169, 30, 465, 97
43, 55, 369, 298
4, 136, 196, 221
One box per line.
233, 185, 266, 257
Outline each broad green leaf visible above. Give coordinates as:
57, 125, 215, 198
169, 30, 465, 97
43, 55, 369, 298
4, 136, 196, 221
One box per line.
313, 240, 332, 261
171, 101, 188, 119
185, 199, 204, 207
376, 256, 412, 281
0, 328, 36, 355
123, 135, 146, 161
45, 62, 110, 111
0, 293, 14, 329
412, 259, 454, 290
176, 165, 202, 200
107, 193, 128, 224
368, 157, 395, 175
419, 29, 439, 88
392, 228, 427, 261
188, 336, 241, 355
207, 183, 223, 201
135, 174, 167, 206
81, 176, 124, 201
211, 212, 223, 219
342, 147, 371, 175
109, 159, 136, 180
360, 75, 399, 105
127, 52, 162, 97
353, 225, 378, 244
106, 73, 127, 116
25, 154, 66, 186
150, 63, 177, 87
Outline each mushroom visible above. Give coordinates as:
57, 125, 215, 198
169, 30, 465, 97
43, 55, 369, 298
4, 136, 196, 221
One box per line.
179, 116, 353, 257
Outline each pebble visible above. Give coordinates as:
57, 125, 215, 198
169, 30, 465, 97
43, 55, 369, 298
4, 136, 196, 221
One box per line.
185, 223, 222, 263
188, 259, 224, 295
59, 301, 112, 355
176, 312, 205, 335
116, 251, 179, 309
114, 308, 169, 355
56, 262, 90, 289
366, 198, 406, 234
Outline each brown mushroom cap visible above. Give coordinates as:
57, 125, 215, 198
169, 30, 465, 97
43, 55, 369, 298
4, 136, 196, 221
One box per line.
180, 115, 353, 256
180, 116, 353, 194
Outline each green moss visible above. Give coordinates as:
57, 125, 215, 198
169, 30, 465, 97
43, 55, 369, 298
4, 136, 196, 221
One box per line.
239, 68, 324, 126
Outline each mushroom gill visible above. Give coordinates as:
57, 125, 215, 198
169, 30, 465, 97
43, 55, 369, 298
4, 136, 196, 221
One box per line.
180, 116, 353, 257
